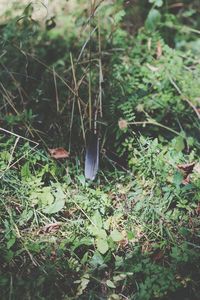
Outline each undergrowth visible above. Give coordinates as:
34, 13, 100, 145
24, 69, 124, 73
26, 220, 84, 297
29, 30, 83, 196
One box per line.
0, 136, 200, 300
0, 1, 200, 300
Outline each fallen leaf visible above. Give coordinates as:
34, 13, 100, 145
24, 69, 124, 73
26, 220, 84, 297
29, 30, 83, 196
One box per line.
177, 162, 195, 173
182, 175, 191, 185
177, 162, 195, 184
119, 239, 129, 249
38, 222, 61, 234
48, 147, 69, 159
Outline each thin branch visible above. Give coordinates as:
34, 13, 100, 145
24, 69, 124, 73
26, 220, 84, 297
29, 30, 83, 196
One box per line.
169, 76, 200, 120
128, 120, 182, 136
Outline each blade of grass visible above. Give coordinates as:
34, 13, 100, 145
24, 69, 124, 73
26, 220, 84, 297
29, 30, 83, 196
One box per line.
70, 53, 86, 144
53, 66, 60, 113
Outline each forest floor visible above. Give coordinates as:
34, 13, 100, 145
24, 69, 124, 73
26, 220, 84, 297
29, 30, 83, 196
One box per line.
0, 1, 200, 300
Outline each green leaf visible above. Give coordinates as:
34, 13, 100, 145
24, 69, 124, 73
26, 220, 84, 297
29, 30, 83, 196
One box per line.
1, 151, 11, 162
127, 231, 135, 240
113, 274, 127, 282
81, 252, 89, 264
174, 136, 185, 152
90, 251, 104, 267
108, 294, 120, 300
77, 175, 86, 186
76, 274, 90, 296
4, 250, 14, 262
92, 210, 103, 229
110, 229, 123, 242
43, 192, 65, 214
40, 188, 54, 206
72, 238, 93, 251
145, 9, 161, 30
149, 0, 163, 7
106, 280, 116, 288
43, 185, 66, 214
173, 171, 183, 188
113, 10, 125, 24
43, 198, 65, 214
187, 137, 194, 147
53, 185, 65, 197
89, 226, 107, 239
115, 255, 124, 268
21, 162, 31, 179
97, 229, 107, 239
7, 237, 16, 249
96, 238, 109, 254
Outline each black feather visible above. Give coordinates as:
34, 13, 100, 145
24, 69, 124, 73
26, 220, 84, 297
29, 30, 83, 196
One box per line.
84, 132, 99, 180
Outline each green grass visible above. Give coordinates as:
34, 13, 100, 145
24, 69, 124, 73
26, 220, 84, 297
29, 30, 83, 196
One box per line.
0, 133, 200, 300
0, 1, 200, 299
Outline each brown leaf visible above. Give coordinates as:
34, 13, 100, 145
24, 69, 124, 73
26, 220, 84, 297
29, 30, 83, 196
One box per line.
62, 208, 77, 218
177, 162, 195, 174
119, 239, 129, 249
182, 175, 191, 185
156, 41, 162, 59
177, 162, 195, 185
38, 222, 61, 234
48, 147, 69, 159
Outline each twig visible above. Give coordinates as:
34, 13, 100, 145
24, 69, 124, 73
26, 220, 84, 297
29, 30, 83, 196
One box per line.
53, 66, 59, 113
77, 26, 97, 63
0, 127, 39, 145
98, 14, 103, 118
0, 128, 39, 178
169, 76, 200, 120
70, 53, 86, 143
185, 98, 200, 120
4, 136, 20, 173
129, 120, 182, 136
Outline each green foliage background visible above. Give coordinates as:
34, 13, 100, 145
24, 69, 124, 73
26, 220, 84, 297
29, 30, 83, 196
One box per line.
0, 1, 200, 299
